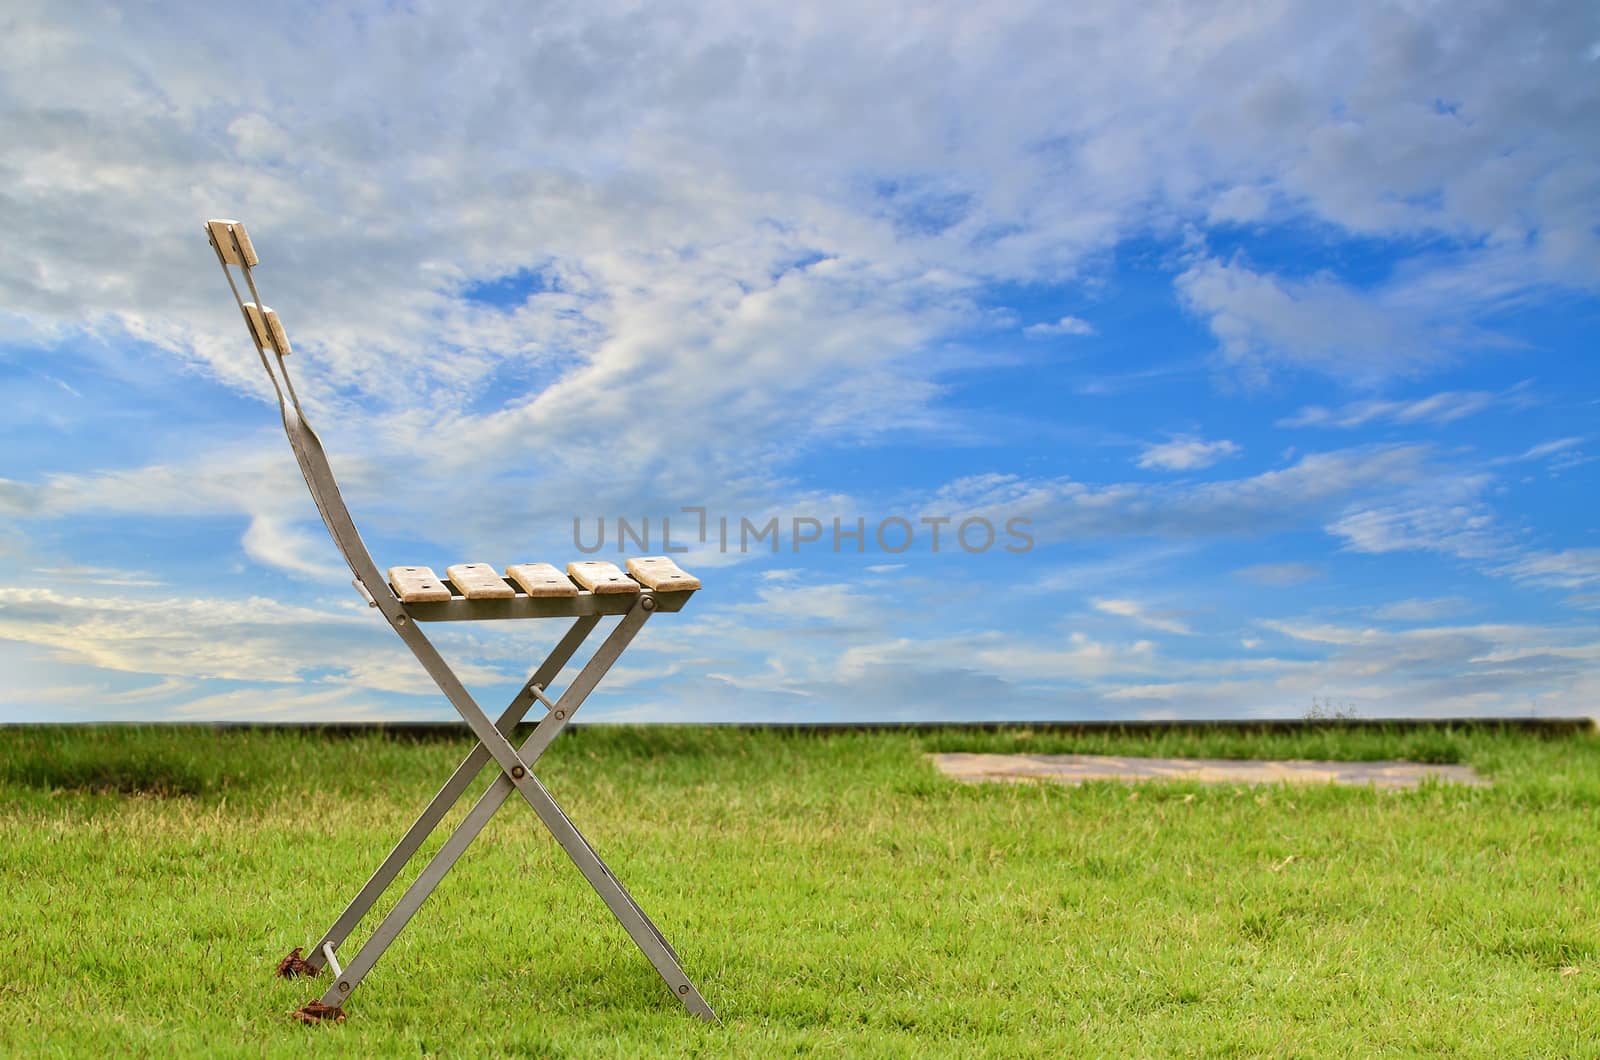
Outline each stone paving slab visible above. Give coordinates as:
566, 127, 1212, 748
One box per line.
930, 752, 1488, 788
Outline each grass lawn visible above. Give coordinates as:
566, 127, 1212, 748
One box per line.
2, 723, 1598, 1056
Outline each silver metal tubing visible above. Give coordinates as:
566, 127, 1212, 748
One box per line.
317, 602, 716, 1021
305, 616, 600, 969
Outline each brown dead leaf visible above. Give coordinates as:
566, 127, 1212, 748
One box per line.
276, 947, 321, 979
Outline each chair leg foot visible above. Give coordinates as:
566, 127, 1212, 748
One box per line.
292, 1000, 345, 1024
276, 947, 320, 979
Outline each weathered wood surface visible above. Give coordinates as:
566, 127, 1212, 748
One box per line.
206, 218, 259, 266
445, 563, 515, 599
262, 305, 292, 356
625, 556, 700, 592
242, 303, 292, 357
506, 562, 580, 598
566, 560, 640, 594
388, 565, 452, 603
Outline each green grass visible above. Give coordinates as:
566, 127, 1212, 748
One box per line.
2, 723, 1598, 1057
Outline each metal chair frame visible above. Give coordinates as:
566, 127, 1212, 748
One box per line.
204, 219, 717, 1024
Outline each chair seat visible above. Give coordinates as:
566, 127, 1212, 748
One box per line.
386, 557, 700, 620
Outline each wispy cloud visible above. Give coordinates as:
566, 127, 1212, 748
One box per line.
1497, 549, 1600, 591
1092, 597, 1193, 635
1234, 562, 1323, 587
241, 516, 350, 583
1516, 437, 1586, 461
1137, 435, 1240, 471
936, 445, 1439, 544
1278, 388, 1512, 429
1024, 315, 1095, 338
1371, 597, 1473, 622
1494, 436, 1594, 472
0, 587, 375, 683
33, 565, 164, 589
1177, 256, 1440, 384
1328, 499, 1501, 560
1174, 252, 1549, 386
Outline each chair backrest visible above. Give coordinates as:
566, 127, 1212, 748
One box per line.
205, 219, 393, 606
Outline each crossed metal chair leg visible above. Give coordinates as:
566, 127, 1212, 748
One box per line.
285, 602, 716, 1023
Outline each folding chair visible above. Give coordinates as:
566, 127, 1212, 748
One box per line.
203, 219, 718, 1024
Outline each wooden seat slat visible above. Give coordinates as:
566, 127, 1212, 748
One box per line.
625, 556, 701, 592
566, 560, 640, 594
445, 563, 516, 600
389, 565, 452, 603
506, 562, 580, 598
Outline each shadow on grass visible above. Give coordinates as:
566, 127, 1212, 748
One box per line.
2, 754, 218, 796
0, 728, 250, 798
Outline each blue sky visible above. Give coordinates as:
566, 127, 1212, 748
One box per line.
1, 1, 1597, 722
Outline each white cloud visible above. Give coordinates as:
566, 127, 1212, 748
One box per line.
1278, 388, 1509, 429
0, 478, 43, 517
1177, 256, 1438, 383
935, 444, 1437, 544
10, 441, 368, 581
241, 516, 349, 583
32, 565, 164, 589
160, 685, 439, 723
1328, 500, 1500, 560
0, 586, 511, 693
1, 0, 1593, 432
1207, 184, 1271, 225
813, 609, 1600, 719
0, 586, 372, 683
1233, 562, 1322, 587
735, 582, 888, 626
1024, 315, 1095, 337
1137, 435, 1240, 471
1496, 437, 1594, 472
1092, 597, 1192, 635
1498, 549, 1600, 591
836, 630, 1159, 686
1317, 459, 1503, 561
1371, 596, 1473, 622
1516, 437, 1586, 461
973, 635, 1159, 682
1178, 238, 1580, 385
